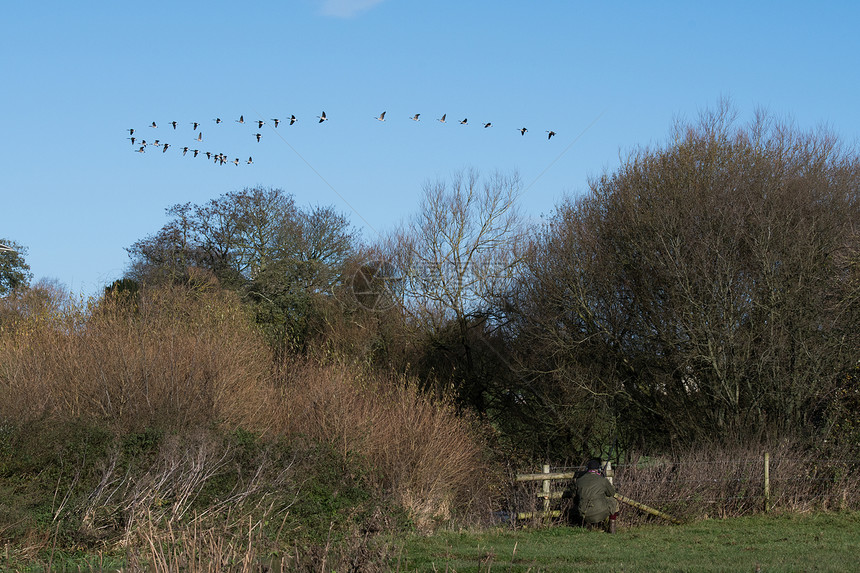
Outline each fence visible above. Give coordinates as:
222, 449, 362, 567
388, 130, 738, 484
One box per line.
513, 450, 860, 526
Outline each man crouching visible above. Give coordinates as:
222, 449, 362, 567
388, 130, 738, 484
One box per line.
574, 458, 619, 533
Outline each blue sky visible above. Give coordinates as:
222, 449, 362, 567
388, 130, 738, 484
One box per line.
2, 1, 859, 296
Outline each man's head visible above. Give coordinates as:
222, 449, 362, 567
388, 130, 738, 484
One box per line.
586, 458, 602, 472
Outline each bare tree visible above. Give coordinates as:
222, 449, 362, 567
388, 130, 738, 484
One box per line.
382, 169, 526, 410
391, 170, 524, 325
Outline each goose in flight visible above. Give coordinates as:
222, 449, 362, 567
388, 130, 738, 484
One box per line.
317, 111, 328, 123
191, 122, 200, 130
289, 115, 297, 125
272, 118, 280, 127
170, 121, 178, 129
546, 130, 556, 140
136, 146, 145, 153
150, 121, 157, 128
411, 113, 421, 121
197, 132, 203, 142
233, 157, 240, 166
236, 115, 245, 124
376, 111, 387, 121
213, 118, 222, 124
255, 133, 262, 142
162, 143, 170, 152
459, 118, 468, 125
128, 137, 136, 145
247, 157, 253, 164
519, 127, 528, 136
256, 120, 265, 129
127, 128, 134, 135
192, 149, 200, 157
437, 114, 446, 123
483, 122, 492, 128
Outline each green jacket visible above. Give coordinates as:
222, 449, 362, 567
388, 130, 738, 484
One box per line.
575, 471, 616, 523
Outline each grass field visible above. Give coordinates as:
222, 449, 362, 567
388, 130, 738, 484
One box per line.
396, 512, 860, 572
4, 509, 858, 571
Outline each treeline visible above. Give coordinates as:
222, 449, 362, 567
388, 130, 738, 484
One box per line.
512, 108, 860, 455
8, 105, 858, 460
110, 105, 860, 459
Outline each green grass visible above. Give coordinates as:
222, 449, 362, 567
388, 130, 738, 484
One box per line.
396, 512, 860, 572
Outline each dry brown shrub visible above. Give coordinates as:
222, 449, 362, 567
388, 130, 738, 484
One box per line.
0, 284, 495, 535
0, 285, 278, 434
613, 441, 860, 525
275, 359, 492, 532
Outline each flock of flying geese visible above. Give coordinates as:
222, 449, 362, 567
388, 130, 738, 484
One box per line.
128, 111, 558, 166
377, 111, 556, 140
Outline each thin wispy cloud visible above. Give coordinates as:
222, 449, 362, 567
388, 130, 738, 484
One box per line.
319, 0, 386, 18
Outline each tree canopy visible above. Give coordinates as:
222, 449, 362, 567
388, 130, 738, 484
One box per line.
0, 239, 31, 296
114, 108, 860, 458
125, 187, 358, 352
509, 106, 860, 450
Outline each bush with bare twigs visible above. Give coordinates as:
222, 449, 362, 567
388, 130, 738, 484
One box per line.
0, 285, 277, 433
613, 443, 860, 525
275, 359, 493, 532
0, 283, 493, 568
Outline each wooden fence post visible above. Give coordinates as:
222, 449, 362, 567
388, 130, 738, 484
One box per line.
764, 452, 770, 513
515, 467, 681, 524
542, 464, 551, 516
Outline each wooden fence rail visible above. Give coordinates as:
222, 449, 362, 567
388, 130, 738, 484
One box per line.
516, 461, 692, 524
516, 454, 776, 524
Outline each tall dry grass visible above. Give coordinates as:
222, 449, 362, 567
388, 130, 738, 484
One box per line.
77, 427, 295, 540
0, 282, 492, 562
274, 360, 492, 531
127, 510, 397, 573
614, 442, 860, 524
0, 286, 278, 433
